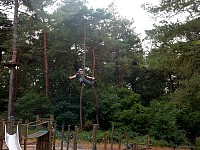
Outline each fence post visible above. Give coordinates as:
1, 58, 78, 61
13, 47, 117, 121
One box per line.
24, 119, 29, 150
36, 115, 39, 131
61, 123, 65, 150
0, 120, 5, 150
134, 142, 138, 150
118, 132, 122, 150
73, 131, 77, 150
53, 122, 56, 150
103, 132, 107, 150
18, 119, 22, 145
66, 125, 71, 150
110, 122, 114, 150
146, 135, 150, 150
92, 124, 98, 150
125, 132, 129, 150
49, 115, 54, 149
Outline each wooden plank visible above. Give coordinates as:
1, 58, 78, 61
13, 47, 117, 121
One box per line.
28, 130, 48, 139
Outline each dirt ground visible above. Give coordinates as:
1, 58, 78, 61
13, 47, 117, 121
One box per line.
25, 144, 194, 150
2, 141, 193, 150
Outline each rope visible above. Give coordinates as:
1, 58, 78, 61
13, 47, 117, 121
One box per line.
83, 17, 87, 76
79, 16, 87, 131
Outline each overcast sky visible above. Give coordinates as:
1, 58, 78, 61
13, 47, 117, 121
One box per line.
86, 0, 159, 39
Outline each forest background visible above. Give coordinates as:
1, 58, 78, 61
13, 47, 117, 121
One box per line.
0, 0, 200, 147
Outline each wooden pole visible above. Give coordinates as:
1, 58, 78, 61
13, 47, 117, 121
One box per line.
24, 119, 29, 150
49, 115, 54, 149
52, 122, 56, 150
18, 119, 22, 145
8, 0, 18, 134
110, 122, 114, 150
61, 123, 65, 150
125, 132, 129, 150
103, 132, 107, 150
134, 143, 138, 150
118, 132, 122, 150
0, 120, 5, 150
146, 135, 150, 150
92, 124, 98, 150
66, 125, 71, 150
0, 120, 2, 150
36, 115, 39, 131
73, 131, 77, 150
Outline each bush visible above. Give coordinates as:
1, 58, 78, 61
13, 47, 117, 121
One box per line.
195, 137, 200, 150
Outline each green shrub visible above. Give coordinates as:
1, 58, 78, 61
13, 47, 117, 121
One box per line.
195, 137, 200, 150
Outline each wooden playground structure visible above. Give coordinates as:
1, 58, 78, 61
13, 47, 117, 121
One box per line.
0, 118, 195, 150
59, 123, 152, 150
0, 115, 56, 150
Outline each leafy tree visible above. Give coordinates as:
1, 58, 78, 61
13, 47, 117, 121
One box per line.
143, 0, 200, 144
127, 67, 166, 105
147, 100, 188, 145
14, 91, 49, 121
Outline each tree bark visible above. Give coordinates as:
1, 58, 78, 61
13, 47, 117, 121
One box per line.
79, 84, 84, 131
8, 0, 18, 134
18, 58, 29, 90
92, 48, 99, 126
43, 31, 49, 98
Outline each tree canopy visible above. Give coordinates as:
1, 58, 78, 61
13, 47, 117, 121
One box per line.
0, 0, 200, 146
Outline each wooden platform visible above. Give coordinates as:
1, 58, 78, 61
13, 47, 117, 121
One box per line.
27, 130, 48, 139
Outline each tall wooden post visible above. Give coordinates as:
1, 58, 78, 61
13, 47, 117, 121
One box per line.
49, 115, 54, 149
146, 135, 150, 150
0, 120, 5, 150
103, 132, 107, 150
118, 132, 122, 150
18, 119, 22, 145
53, 122, 56, 150
0, 120, 2, 150
125, 132, 129, 150
110, 122, 114, 150
36, 115, 40, 131
66, 125, 71, 150
92, 124, 98, 150
72, 131, 77, 150
61, 123, 65, 150
24, 119, 29, 150
7, 0, 18, 134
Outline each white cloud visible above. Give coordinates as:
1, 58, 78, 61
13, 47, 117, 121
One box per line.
86, 0, 158, 39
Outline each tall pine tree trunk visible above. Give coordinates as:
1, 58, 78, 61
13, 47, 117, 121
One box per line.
79, 85, 84, 130
18, 58, 29, 90
92, 48, 99, 127
43, 31, 49, 98
8, 0, 18, 134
